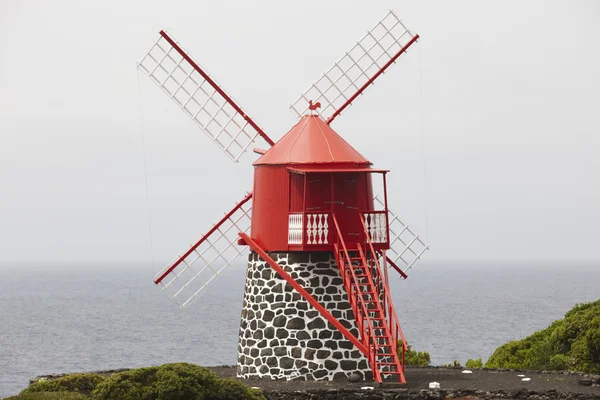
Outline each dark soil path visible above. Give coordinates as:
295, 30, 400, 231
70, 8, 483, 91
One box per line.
208, 365, 600, 395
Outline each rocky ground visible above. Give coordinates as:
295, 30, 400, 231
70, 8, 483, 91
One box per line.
31, 366, 600, 399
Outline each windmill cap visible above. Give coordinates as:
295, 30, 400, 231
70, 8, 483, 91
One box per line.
253, 115, 372, 166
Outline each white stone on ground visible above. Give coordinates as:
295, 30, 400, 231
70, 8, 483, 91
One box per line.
429, 382, 441, 389
461, 370, 473, 374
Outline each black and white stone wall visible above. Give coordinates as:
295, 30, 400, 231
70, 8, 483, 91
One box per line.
236, 251, 372, 381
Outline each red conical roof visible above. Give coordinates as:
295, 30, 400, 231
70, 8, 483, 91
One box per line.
254, 115, 371, 166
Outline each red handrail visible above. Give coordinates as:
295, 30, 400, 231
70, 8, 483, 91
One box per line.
240, 232, 367, 354
361, 218, 406, 383
360, 215, 408, 357
331, 214, 384, 382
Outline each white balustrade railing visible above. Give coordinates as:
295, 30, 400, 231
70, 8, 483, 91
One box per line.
306, 213, 330, 245
363, 212, 388, 243
288, 214, 303, 244
290, 212, 389, 246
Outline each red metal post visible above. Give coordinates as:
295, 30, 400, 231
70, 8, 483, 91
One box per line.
377, 250, 408, 279
382, 172, 390, 247
302, 174, 307, 246
330, 173, 336, 243
154, 193, 253, 284
326, 35, 419, 125
330, 173, 334, 213
159, 31, 275, 146
382, 172, 389, 212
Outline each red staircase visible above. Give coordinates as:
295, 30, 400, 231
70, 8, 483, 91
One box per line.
332, 214, 408, 383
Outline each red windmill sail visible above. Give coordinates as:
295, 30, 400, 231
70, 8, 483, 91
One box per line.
289, 10, 419, 124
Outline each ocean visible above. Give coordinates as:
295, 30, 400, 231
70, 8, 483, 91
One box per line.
1, 262, 598, 398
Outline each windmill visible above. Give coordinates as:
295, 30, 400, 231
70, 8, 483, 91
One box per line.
137, 10, 429, 384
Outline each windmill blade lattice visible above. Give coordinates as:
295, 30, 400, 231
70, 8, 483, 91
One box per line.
290, 10, 418, 124
154, 193, 253, 308
374, 195, 429, 273
138, 31, 273, 162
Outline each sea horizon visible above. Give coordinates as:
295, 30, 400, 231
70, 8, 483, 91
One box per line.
1, 261, 598, 397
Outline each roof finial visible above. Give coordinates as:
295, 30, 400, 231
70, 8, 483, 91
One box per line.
308, 100, 321, 114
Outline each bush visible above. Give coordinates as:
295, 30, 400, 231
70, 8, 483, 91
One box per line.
91, 363, 264, 400
399, 343, 431, 367
465, 358, 483, 369
23, 373, 105, 396
485, 299, 600, 373
91, 367, 158, 400
7, 393, 89, 400
442, 360, 462, 367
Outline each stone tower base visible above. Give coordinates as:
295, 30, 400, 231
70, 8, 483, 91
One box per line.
237, 251, 372, 381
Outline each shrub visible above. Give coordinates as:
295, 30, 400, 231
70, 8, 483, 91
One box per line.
23, 373, 105, 396
442, 360, 462, 367
399, 343, 431, 366
91, 367, 158, 400
91, 363, 264, 400
485, 299, 600, 373
465, 358, 483, 369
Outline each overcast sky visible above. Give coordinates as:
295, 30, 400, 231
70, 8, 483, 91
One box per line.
1, 0, 599, 267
